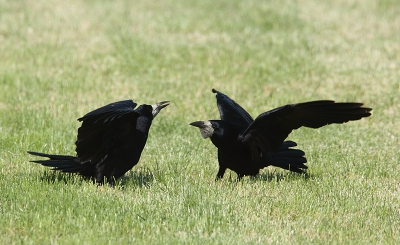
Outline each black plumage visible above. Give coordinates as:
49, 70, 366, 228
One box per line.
28, 100, 169, 184
190, 89, 372, 180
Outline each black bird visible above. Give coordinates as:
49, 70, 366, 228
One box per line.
190, 89, 372, 180
28, 100, 169, 184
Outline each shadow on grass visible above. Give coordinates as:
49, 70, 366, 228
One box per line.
40, 170, 85, 185
39, 168, 155, 188
116, 168, 155, 189
239, 170, 314, 183
254, 170, 315, 182
218, 170, 314, 184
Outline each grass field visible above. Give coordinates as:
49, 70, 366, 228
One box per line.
1, 0, 399, 244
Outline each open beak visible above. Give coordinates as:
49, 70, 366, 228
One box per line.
152, 101, 170, 118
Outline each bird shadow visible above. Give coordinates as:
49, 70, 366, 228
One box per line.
39, 168, 155, 189
115, 168, 155, 189
40, 170, 87, 185
249, 171, 312, 183
219, 170, 313, 184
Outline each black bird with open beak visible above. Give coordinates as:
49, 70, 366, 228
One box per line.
28, 100, 170, 184
190, 89, 371, 180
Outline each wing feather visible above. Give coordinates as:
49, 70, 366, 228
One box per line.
75, 100, 140, 163
242, 100, 372, 155
212, 89, 253, 127
78, 100, 138, 123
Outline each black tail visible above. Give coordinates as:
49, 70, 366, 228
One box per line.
27, 151, 90, 174
263, 141, 308, 173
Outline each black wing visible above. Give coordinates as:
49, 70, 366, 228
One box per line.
75, 100, 141, 163
212, 89, 253, 127
78, 100, 138, 123
241, 100, 372, 156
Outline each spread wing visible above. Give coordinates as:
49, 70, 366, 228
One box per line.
241, 100, 372, 159
75, 100, 140, 163
212, 89, 253, 127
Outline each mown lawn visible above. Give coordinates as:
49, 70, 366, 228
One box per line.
0, 0, 399, 244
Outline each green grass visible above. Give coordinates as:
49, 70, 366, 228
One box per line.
1, 0, 399, 244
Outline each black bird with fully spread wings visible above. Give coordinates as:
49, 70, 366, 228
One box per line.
28, 100, 169, 184
190, 89, 372, 180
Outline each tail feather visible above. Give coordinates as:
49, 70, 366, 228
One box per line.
27, 151, 78, 160
263, 141, 308, 173
27, 151, 90, 174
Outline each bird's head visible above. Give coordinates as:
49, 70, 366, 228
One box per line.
151, 101, 170, 118
189, 120, 220, 139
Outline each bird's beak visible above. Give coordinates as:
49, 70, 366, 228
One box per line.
189, 121, 206, 128
152, 101, 170, 118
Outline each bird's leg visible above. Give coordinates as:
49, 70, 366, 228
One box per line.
215, 165, 227, 181
107, 177, 116, 187
95, 172, 106, 185
236, 174, 244, 181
